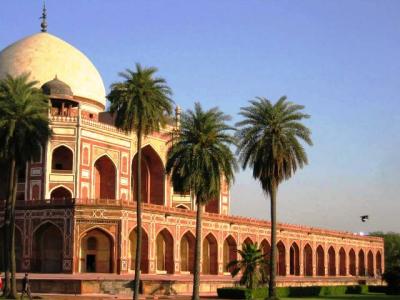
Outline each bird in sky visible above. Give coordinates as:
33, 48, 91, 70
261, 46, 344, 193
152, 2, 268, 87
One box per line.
360, 215, 369, 222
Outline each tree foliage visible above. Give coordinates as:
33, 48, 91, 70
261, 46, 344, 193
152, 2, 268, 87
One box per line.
227, 242, 268, 289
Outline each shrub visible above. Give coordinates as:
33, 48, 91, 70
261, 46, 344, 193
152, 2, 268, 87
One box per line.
217, 287, 252, 299
346, 285, 368, 294
368, 285, 387, 293
383, 267, 400, 295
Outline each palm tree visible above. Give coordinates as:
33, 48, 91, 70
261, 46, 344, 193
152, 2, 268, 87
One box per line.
236, 97, 312, 299
227, 242, 268, 289
107, 64, 173, 300
0, 73, 51, 299
166, 103, 237, 300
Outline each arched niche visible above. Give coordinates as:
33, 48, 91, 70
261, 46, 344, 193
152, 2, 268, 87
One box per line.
180, 231, 195, 273
376, 251, 382, 275
132, 145, 165, 205
290, 242, 300, 276
316, 245, 325, 276
304, 244, 313, 276
367, 250, 374, 277
349, 249, 356, 276
32, 222, 63, 273
52, 145, 73, 172
80, 228, 114, 273
261, 239, 271, 274
156, 229, 174, 274
50, 186, 72, 200
202, 233, 218, 275
358, 249, 365, 276
328, 246, 336, 276
94, 155, 116, 199
129, 227, 149, 274
339, 247, 346, 276
277, 241, 286, 276
223, 235, 237, 272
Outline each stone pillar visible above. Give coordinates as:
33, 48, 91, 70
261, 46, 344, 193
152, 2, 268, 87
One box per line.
218, 242, 224, 275
335, 250, 340, 277
355, 249, 359, 276
285, 243, 290, 276
312, 245, 317, 276
299, 244, 304, 276
324, 246, 328, 276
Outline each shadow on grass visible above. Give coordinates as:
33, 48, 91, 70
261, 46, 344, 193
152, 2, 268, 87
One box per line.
281, 293, 400, 300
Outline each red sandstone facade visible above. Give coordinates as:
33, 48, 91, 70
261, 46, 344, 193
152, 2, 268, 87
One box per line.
0, 30, 384, 287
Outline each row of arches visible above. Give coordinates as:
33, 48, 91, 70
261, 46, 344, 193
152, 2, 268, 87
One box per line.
2, 223, 382, 277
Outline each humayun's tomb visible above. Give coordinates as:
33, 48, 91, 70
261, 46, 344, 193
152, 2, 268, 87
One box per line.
0, 26, 384, 295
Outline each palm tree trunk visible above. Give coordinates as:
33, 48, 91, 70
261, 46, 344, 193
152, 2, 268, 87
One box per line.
192, 199, 203, 300
9, 162, 18, 299
133, 129, 142, 300
268, 184, 277, 300
2, 159, 14, 297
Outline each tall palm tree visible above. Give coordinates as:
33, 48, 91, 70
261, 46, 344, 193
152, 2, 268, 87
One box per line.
236, 97, 312, 300
166, 103, 237, 300
107, 64, 173, 300
227, 242, 268, 289
0, 73, 51, 299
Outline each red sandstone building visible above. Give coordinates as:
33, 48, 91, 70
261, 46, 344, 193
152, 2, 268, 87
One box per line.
0, 28, 384, 293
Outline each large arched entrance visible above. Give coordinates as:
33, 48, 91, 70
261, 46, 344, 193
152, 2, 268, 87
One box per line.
52, 145, 73, 172
132, 145, 165, 205
316, 245, 325, 276
304, 244, 313, 276
94, 156, 116, 199
367, 250, 374, 277
328, 246, 336, 276
223, 235, 237, 273
277, 241, 286, 276
339, 247, 346, 276
156, 229, 174, 274
349, 249, 356, 276
129, 228, 149, 274
180, 231, 195, 273
202, 233, 218, 275
80, 228, 113, 273
358, 249, 365, 276
290, 242, 300, 276
50, 186, 72, 200
32, 223, 63, 273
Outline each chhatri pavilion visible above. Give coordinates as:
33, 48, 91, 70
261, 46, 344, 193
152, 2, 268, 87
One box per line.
0, 12, 384, 295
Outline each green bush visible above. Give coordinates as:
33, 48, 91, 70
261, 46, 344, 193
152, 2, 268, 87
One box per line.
383, 267, 400, 295
217, 284, 369, 299
346, 285, 368, 294
368, 285, 387, 293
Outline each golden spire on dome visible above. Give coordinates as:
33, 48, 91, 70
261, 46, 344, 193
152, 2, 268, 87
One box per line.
40, 2, 47, 32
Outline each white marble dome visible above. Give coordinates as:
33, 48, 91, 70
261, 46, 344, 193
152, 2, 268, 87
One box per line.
0, 32, 106, 108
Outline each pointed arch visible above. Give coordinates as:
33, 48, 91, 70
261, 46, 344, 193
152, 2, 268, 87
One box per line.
203, 233, 218, 275
349, 248, 356, 276
358, 249, 365, 276
129, 227, 149, 274
181, 231, 195, 273
94, 155, 116, 199
32, 222, 63, 273
303, 243, 313, 276
261, 239, 271, 274
328, 246, 336, 276
52, 145, 73, 172
223, 235, 237, 272
376, 251, 382, 276
80, 227, 114, 273
277, 241, 286, 276
339, 247, 346, 276
316, 245, 325, 276
156, 228, 174, 274
132, 144, 165, 205
243, 237, 253, 246
367, 250, 374, 277
290, 242, 300, 276
50, 185, 72, 200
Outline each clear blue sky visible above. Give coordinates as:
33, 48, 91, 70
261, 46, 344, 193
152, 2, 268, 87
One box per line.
1, 0, 399, 233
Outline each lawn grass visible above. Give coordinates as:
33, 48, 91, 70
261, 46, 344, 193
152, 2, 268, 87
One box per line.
281, 293, 400, 300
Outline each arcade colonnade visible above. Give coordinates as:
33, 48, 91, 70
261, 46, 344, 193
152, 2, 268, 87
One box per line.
1, 206, 384, 278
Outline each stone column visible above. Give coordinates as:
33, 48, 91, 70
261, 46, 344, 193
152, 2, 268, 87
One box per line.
324, 246, 328, 276
299, 244, 304, 276
335, 250, 340, 277
285, 243, 290, 276
355, 249, 359, 276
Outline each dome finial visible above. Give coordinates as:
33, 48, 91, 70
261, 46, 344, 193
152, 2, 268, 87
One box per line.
40, 2, 47, 32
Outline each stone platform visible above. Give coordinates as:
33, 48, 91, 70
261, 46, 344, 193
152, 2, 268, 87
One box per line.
6, 273, 384, 297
